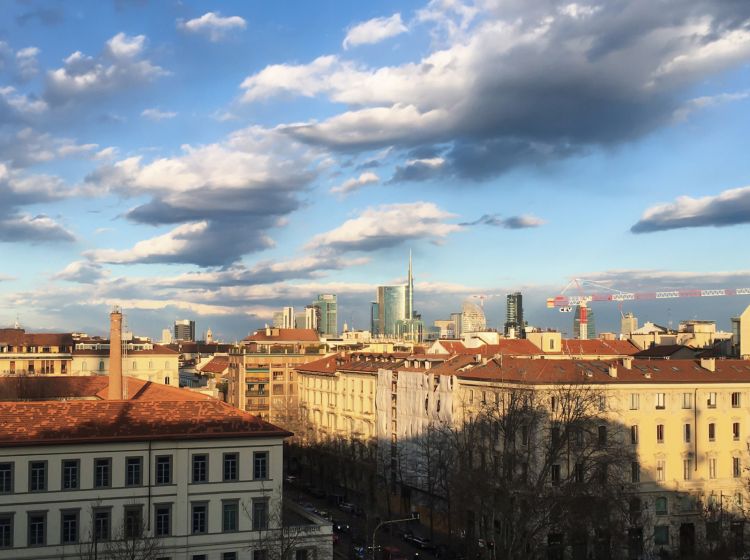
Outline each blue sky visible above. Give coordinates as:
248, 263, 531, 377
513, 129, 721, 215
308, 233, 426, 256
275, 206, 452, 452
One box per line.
1, 0, 750, 341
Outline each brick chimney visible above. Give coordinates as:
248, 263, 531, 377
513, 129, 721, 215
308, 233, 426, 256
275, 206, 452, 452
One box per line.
108, 307, 124, 400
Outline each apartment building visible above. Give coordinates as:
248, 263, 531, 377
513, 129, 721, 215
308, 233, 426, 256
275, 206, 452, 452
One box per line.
0, 328, 74, 375
72, 338, 179, 385
0, 374, 332, 560
228, 328, 326, 423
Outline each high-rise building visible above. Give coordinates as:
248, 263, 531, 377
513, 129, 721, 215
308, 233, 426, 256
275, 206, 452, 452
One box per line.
450, 312, 463, 338
272, 311, 284, 328
160, 328, 173, 344
406, 250, 414, 320
174, 319, 195, 342
377, 286, 407, 336
621, 312, 638, 337
574, 304, 596, 339
305, 305, 319, 331
370, 302, 379, 336
312, 294, 337, 337
461, 301, 486, 334
282, 306, 295, 329
505, 292, 524, 338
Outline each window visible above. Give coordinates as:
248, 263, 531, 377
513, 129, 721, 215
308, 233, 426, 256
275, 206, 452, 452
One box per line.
684, 423, 691, 443
707, 392, 717, 408
0, 463, 12, 494
252, 499, 269, 530
254, 551, 268, 560
709, 458, 717, 479
683, 459, 692, 481
732, 392, 741, 408
598, 425, 607, 446
192, 454, 208, 483
734, 457, 742, 478
0, 514, 12, 548
94, 458, 111, 488
126, 457, 142, 486
630, 425, 639, 445
223, 453, 238, 482
656, 460, 665, 482
551, 425, 560, 445
551, 464, 561, 484
296, 551, 309, 560
124, 506, 143, 538
654, 525, 669, 546
655, 393, 666, 409
708, 423, 716, 442
156, 455, 172, 485
93, 508, 111, 541
29, 461, 46, 492
656, 424, 664, 444
192, 503, 208, 534
254, 451, 268, 480
61, 459, 79, 490
28, 512, 46, 546
736, 493, 744, 508
61, 510, 79, 544
631, 462, 640, 483
224, 554, 238, 560
574, 463, 584, 483
655, 497, 668, 515
193, 556, 207, 560
682, 392, 692, 409
630, 393, 640, 410
223, 500, 239, 532
155, 504, 171, 537
734, 422, 741, 441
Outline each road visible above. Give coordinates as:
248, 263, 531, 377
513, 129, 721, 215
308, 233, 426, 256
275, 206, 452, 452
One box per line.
285, 483, 441, 560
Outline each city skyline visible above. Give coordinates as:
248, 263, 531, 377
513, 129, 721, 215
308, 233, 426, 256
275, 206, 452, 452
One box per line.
1, 1, 750, 340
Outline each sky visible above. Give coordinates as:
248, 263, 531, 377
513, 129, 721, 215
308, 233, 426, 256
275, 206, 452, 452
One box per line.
1, 0, 750, 341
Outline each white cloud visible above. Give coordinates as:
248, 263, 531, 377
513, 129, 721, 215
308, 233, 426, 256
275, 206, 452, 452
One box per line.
307, 202, 461, 251
178, 12, 247, 42
343, 13, 407, 49
53, 260, 109, 283
330, 172, 379, 196
16, 46, 40, 80
141, 108, 178, 121
0, 86, 48, 115
672, 91, 749, 122
45, 33, 167, 104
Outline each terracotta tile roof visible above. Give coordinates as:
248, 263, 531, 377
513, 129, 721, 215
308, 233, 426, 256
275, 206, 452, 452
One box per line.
433, 340, 467, 353
245, 329, 321, 343
167, 342, 233, 354
561, 339, 639, 356
480, 339, 541, 356
73, 344, 179, 356
0, 400, 291, 446
634, 345, 697, 358
199, 356, 230, 374
0, 328, 74, 348
295, 352, 406, 375
458, 357, 750, 385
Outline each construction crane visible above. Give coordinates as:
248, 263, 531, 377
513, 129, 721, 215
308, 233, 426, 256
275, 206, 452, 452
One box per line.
469, 294, 503, 308
547, 278, 750, 310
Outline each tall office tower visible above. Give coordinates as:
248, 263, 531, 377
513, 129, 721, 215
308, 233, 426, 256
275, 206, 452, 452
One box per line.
450, 312, 463, 338
574, 304, 597, 340
505, 292, 525, 338
377, 286, 407, 336
313, 294, 337, 337
174, 319, 195, 342
406, 250, 414, 320
370, 302, 380, 336
305, 305, 319, 331
272, 311, 284, 328
282, 306, 295, 329
294, 311, 306, 329
621, 312, 638, 337
461, 301, 487, 334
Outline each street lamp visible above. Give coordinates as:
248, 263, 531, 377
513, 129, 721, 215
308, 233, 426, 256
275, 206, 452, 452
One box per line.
371, 512, 420, 560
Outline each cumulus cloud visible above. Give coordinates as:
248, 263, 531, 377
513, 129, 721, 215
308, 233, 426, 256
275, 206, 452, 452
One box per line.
54, 260, 109, 283
631, 185, 750, 233
45, 32, 167, 105
178, 12, 247, 41
16, 47, 40, 81
83, 126, 321, 266
240, 0, 750, 181
343, 13, 407, 49
141, 108, 177, 121
307, 202, 461, 252
389, 157, 445, 183
0, 86, 48, 122
0, 127, 99, 168
460, 213, 546, 229
580, 268, 750, 292
330, 172, 379, 195
672, 91, 749, 122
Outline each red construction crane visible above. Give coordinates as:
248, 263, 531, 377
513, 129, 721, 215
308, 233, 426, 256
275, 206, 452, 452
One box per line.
547, 278, 750, 310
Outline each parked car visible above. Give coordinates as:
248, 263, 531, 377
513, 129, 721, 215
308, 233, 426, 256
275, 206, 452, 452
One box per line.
339, 501, 356, 513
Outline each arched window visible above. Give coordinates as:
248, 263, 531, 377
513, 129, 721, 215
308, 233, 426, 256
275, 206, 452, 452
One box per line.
98, 361, 104, 371
655, 497, 668, 515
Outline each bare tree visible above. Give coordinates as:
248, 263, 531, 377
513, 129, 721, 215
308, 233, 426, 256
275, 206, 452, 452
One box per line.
245, 500, 318, 560
78, 503, 163, 560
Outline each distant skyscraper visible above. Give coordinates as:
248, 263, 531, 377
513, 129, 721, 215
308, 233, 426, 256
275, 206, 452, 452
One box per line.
450, 312, 463, 338
174, 319, 195, 342
406, 250, 414, 320
161, 328, 173, 344
282, 306, 295, 329
272, 311, 284, 328
370, 302, 379, 336
574, 304, 596, 339
621, 312, 638, 337
377, 285, 407, 336
305, 305, 319, 331
505, 292, 525, 337
461, 301, 486, 333
313, 294, 337, 337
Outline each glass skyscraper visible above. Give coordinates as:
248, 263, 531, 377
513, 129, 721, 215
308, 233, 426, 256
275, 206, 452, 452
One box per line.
312, 294, 337, 337
374, 253, 415, 337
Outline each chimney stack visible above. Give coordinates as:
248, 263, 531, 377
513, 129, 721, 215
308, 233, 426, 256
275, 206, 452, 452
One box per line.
622, 357, 633, 370
108, 307, 124, 400
700, 358, 716, 372
608, 363, 618, 378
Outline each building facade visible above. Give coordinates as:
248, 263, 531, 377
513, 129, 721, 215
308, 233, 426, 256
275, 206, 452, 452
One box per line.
312, 294, 337, 338
504, 291, 524, 337
174, 319, 196, 342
